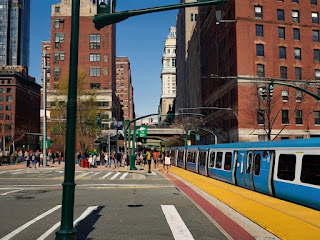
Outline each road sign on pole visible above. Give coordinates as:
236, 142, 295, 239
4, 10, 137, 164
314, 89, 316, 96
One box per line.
138, 126, 147, 138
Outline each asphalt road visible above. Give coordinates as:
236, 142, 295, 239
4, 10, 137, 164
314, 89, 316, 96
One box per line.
0, 168, 228, 240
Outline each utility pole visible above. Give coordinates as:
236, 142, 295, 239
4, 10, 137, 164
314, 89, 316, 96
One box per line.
42, 51, 48, 167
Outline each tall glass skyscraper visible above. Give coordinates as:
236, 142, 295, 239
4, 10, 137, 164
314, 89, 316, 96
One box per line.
0, 0, 30, 67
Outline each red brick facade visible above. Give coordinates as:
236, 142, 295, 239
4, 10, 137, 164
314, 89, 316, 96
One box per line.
199, 0, 320, 142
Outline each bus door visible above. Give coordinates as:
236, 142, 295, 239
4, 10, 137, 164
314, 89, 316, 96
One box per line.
244, 151, 254, 190
235, 151, 246, 187
252, 151, 273, 195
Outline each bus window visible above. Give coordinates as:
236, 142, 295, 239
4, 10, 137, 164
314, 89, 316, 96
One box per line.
209, 152, 215, 168
246, 152, 253, 174
277, 154, 296, 181
254, 153, 261, 176
215, 152, 223, 169
224, 152, 232, 171
301, 155, 320, 186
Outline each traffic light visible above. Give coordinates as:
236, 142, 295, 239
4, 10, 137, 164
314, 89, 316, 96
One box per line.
260, 87, 267, 101
96, 113, 102, 127
269, 83, 274, 98
97, 0, 116, 15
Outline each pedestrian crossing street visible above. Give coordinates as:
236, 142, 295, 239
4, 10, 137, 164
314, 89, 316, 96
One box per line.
0, 169, 150, 181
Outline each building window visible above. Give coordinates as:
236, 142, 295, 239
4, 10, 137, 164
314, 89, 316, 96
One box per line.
282, 110, 289, 124
195, 14, 198, 21
6, 88, 12, 93
90, 54, 100, 62
278, 27, 285, 39
89, 67, 100, 77
277, 9, 285, 21
293, 28, 300, 40
314, 49, 320, 62
256, 24, 263, 37
55, 19, 60, 28
282, 90, 289, 101
294, 48, 301, 60
255, 6, 262, 19
280, 66, 287, 79
172, 59, 176, 67
54, 52, 65, 62
0, 104, 3, 111
313, 30, 319, 42
257, 64, 265, 77
55, 7, 60, 13
55, 33, 65, 49
89, 83, 101, 89
292, 0, 299, 2
279, 46, 286, 59
292, 10, 299, 22
5, 105, 12, 111
90, 34, 100, 49
296, 90, 302, 102
256, 44, 264, 56
258, 110, 265, 125
315, 111, 320, 124
53, 67, 60, 80
315, 69, 320, 80
191, 13, 194, 21
6, 96, 12, 102
311, 0, 317, 5
0, 88, 3, 93
295, 67, 302, 80
296, 110, 303, 124
312, 12, 319, 24
0, 96, 3, 102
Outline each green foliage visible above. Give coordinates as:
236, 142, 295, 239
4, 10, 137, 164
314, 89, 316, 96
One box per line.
49, 68, 100, 153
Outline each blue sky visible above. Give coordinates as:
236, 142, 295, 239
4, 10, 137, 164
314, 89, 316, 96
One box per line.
29, 0, 179, 117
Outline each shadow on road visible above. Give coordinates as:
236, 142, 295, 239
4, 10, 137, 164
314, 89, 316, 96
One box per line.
76, 206, 104, 240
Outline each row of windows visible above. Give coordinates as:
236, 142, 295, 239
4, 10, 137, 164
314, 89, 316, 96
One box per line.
256, 44, 302, 60
278, 0, 318, 4
256, 64, 320, 80
0, 88, 12, 93
184, 150, 319, 186
54, 33, 101, 49
258, 109, 306, 125
0, 95, 12, 102
0, 114, 12, 120
0, 104, 12, 111
256, 24, 320, 42
255, 5, 319, 24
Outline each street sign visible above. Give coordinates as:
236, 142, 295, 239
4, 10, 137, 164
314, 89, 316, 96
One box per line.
187, 140, 191, 146
139, 126, 147, 138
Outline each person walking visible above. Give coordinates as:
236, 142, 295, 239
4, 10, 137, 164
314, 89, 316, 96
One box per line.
48, 150, 52, 163
31, 151, 36, 169
111, 150, 117, 168
164, 152, 171, 173
58, 151, 62, 164
35, 150, 40, 167
40, 152, 43, 166
25, 151, 31, 168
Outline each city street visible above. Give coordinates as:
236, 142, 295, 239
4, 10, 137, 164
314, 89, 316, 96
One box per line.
0, 166, 228, 240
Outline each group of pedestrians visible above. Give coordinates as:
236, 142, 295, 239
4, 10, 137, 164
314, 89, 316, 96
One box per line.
76, 152, 98, 168
22, 149, 64, 168
135, 149, 171, 172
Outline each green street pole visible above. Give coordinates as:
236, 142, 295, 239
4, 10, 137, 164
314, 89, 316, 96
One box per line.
55, 0, 80, 239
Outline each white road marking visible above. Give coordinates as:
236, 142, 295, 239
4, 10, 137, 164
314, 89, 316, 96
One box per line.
37, 206, 98, 240
0, 169, 23, 175
90, 172, 100, 178
0, 189, 22, 196
1, 205, 61, 240
110, 172, 121, 180
99, 172, 112, 179
120, 172, 128, 180
75, 172, 90, 179
161, 205, 195, 240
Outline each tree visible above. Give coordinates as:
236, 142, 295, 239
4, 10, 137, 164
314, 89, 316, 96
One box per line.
49, 69, 100, 154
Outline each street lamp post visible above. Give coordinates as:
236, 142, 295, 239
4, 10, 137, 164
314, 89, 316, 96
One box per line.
42, 51, 50, 168
55, 1, 227, 239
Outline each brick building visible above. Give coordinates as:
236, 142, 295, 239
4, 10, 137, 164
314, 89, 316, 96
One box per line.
115, 57, 135, 122
0, 66, 40, 150
46, 0, 120, 151
197, 0, 320, 143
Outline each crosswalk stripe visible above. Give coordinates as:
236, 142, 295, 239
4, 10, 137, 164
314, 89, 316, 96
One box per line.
0, 189, 22, 196
90, 172, 100, 178
110, 172, 121, 180
37, 206, 98, 240
1, 205, 61, 240
120, 173, 128, 180
99, 172, 112, 179
161, 205, 194, 240
75, 172, 90, 179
